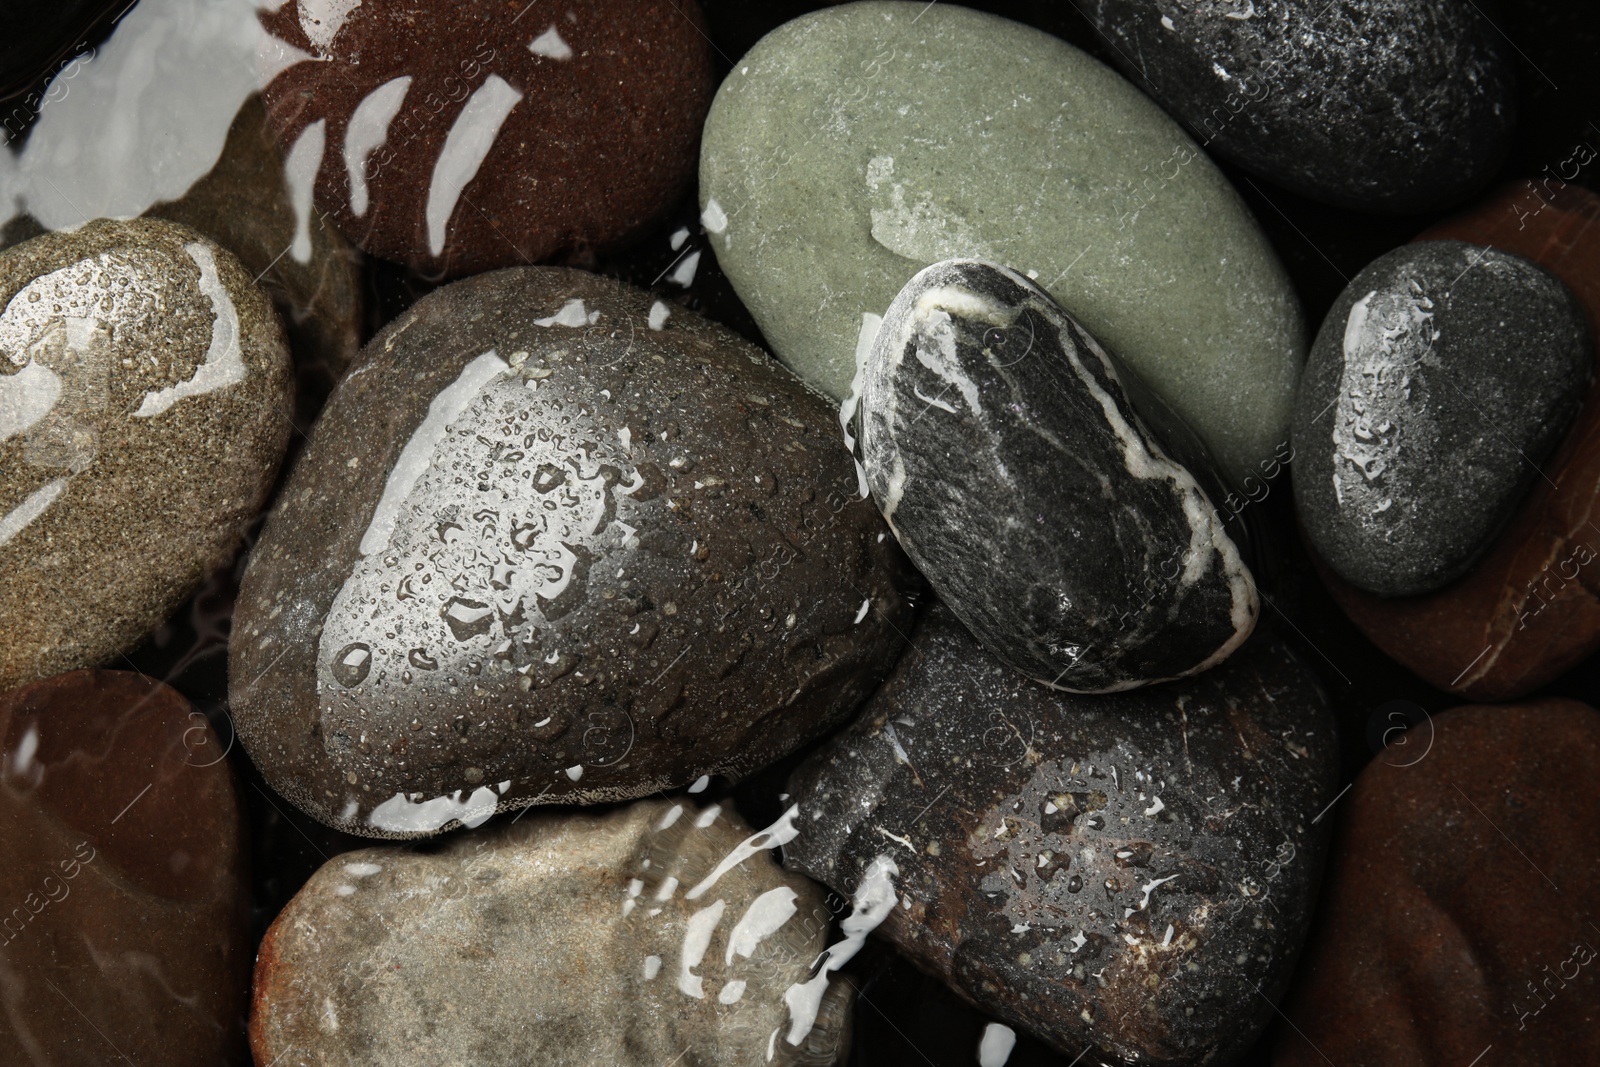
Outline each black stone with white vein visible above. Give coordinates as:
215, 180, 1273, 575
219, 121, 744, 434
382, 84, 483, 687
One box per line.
1291, 240, 1591, 596
783, 606, 1340, 1067
860, 259, 1257, 692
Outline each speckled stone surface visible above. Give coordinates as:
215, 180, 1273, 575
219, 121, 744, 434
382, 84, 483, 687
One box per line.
861, 260, 1257, 691
1276, 700, 1600, 1067
230, 266, 915, 838
785, 606, 1339, 1066
0, 218, 293, 691
0, 670, 251, 1067
251, 799, 853, 1067
1079, 0, 1515, 213
1314, 183, 1600, 699
149, 94, 363, 404
260, 0, 714, 277
6, 122, 363, 413
1293, 240, 1591, 597
698, 1, 1305, 483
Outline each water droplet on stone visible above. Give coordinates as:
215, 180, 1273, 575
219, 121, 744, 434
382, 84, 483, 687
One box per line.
442, 597, 494, 641
331, 643, 372, 687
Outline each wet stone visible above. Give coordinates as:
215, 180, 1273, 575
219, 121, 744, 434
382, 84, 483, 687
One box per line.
861, 259, 1258, 692
250, 799, 853, 1067
1079, 0, 1515, 213
698, 1, 1305, 483
1293, 240, 1591, 597
260, 0, 714, 277
0, 670, 251, 1067
0, 218, 294, 690
785, 606, 1340, 1067
1312, 183, 1600, 699
148, 94, 365, 414
2, 100, 367, 423
230, 266, 915, 838
1277, 700, 1600, 1067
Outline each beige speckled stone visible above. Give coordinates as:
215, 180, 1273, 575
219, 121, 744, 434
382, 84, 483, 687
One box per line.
148, 94, 364, 398
0, 218, 293, 689
251, 799, 853, 1067
4, 98, 362, 416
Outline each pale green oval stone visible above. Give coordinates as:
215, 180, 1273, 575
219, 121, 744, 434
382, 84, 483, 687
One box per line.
699, 1, 1305, 481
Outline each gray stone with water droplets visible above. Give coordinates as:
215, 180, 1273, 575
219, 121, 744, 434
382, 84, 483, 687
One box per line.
1078, 0, 1516, 213
862, 259, 1257, 692
1291, 240, 1591, 597
784, 606, 1340, 1067
250, 799, 854, 1067
230, 266, 915, 838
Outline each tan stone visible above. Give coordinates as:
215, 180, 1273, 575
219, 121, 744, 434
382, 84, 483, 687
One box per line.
250, 800, 852, 1067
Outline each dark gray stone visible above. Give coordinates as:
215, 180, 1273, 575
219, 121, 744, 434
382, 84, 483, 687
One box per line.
860, 258, 1257, 692
783, 605, 1340, 1067
1080, 0, 1516, 213
1292, 240, 1591, 597
231, 266, 916, 838
0, 218, 294, 690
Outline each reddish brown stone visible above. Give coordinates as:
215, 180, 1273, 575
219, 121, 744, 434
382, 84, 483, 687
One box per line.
0, 670, 250, 1066
1312, 182, 1600, 699
1276, 699, 1600, 1067
260, 0, 713, 277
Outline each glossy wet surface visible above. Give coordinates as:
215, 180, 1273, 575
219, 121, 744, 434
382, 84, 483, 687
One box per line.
1, 1, 1598, 1065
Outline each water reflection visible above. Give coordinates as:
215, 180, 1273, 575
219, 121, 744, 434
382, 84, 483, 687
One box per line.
3, 0, 306, 233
